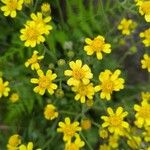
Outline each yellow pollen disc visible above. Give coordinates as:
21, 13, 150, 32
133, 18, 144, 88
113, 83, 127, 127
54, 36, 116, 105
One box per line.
91, 39, 104, 52
39, 76, 50, 88
102, 80, 114, 93
7, 1, 18, 11
64, 125, 75, 136
109, 116, 122, 126
26, 28, 39, 41
73, 69, 84, 80
139, 106, 150, 119
141, 2, 150, 14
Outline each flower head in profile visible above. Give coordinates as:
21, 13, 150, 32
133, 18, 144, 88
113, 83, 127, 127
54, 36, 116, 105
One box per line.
99, 129, 108, 139
140, 28, 150, 47
7, 134, 21, 150
118, 18, 137, 35
1, 0, 23, 18
72, 82, 95, 103
127, 136, 141, 149
64, 60, 93, 86
95, 69, 124, 100
81, 119, 92, 130
0, 77, 10, 98
141, 53, 150, 72
25, 50, 44, 70
9, 93, 19, 103
44, 104, 59, 120
134, 101, 150, 128
65, 134, 85, 150
108, 135, 119, 148
31, 69, 57, 95
41, 3, 51, 14
84, 35, 111, 60
101, 107, 129, 136
57, 117, 81, 141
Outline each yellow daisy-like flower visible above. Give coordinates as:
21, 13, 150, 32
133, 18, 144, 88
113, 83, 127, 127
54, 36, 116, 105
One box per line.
108, 135, 119, 148
138, 0, 150, 22
101, 107, 129, 136
99, 129, 108, 139
29, 12, 53, 35
25, 50, 44, 70
118, 18, 136, 35
1, 0, 23, 18
9, 93, 19, 103
141, 92, 150, 103
44, 104, 59, 120
95, 69, 125, 100
127, 136, 141, 149
143, 126, 150, 142
41, 3, 51, 14
7, 134, 21, 150
134, 101, 150, 128
64, 60, 93, 86
57, 117, 81, 141
72, 82, 95, 103
0, 77, 10, 98
19, 142, 33, 150
139, 28, 150, 47
20, 21, 45, 47
99, 144, 111, 150
141, 53, 150, 72
31, 69, 57, 95
65, 134, 85, 150
81, 119, 92, 130
84, 35, 111, 60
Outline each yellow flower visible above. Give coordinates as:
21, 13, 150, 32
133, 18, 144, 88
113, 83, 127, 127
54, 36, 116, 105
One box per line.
9, 93, 19, 103
72, 82, 95, 103
99, 144, 111, 150
140, 28, 150, 47
134, 101, 150, 128
138, 1, 150, 22
7, 134, 21, 150
81, 119, 92, 130
84, 35, 111, 60
64, 60, 93, 86
0, 77, 10, 98
141, 53, 150, 72
31, 69, 57, 95
29, 12, 52, 35
95, 69, 124, 100
127, 136, 141, 149
41, 3, 51, 14
118, 18, 136, 35
44, 104, 58, 120
19, 142, 33, 150
141, 91, 150, 103
101, 107, 129, 136
1, 0, 23, 18
25, 50, 44, 70
108, 135, 119, 148
99, 129, 108, 139
143, 126, 150, 142
86, 99, 94, 107
57, 117, 81, 141
65, 134, 85, 150
23, 0, 32, 4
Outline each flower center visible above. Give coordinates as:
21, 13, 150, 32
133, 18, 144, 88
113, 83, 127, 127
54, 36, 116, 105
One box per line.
139, 106, 150, 119
141, 1, 150, 14
73, 69, 84, 80
91, 39, 104, 52
78, 85, 87, 96
28, 55, 38, 64
67, 143, 78, 150
39, 76, 50, 88
7, 0, 18, 11
109, 116, 122, 127
102, 80, 114, 93
26, 27, 39, 41
64, 125, 76, 137
46, 109, 55, 118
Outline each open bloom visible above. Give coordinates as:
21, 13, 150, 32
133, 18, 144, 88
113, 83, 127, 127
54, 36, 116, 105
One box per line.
44, 104, 59, 120
140, 28, 150, 47
1, 0, 23, 18
0, 77, 10, 98
64, 60, 93, 86
84, 35, 111, 60
101, 107, 129, 136
95, 69, 124, 100
118, 18, 136, 35
57, 117, 81, 141
9, 93, 19, 103
72, 82, 95, 103
141, 53, 150, 72
25, 50, 44, 70
134, 101, 150, 128
31, 69, 57, 95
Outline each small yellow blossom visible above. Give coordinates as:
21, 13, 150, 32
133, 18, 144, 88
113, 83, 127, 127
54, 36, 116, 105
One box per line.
141, 53, 150, 72
23, 0, 32, 4
140, 28, 150, 47
84, 35, 111, 60
109, 135, 119, 148
127, 136, 141, 149
81, 119, 92, 130
1, 0, 23, 18
95, 69, 124, 100
9, 93, 19, 103
57, 117, 81, 141
7, 134, 21, 150
19, 142, 33, 150
101, 107, 129, 136
118, 18, 136, 35
86, 99, 94, 107
99, 129, 108, 139
99, 144, 111, 150
25, 50, 44, 70
65, 134, 85, 150
0, 77, 10, 98
141, 92, 150, 103
64, 60, 93, 86
31, 69, 57, 95
134, 101, 150, 128
41, 3, 51, 14
143, 126, 150, 142
72, 82, 95, 103
44, 104, 58, 120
